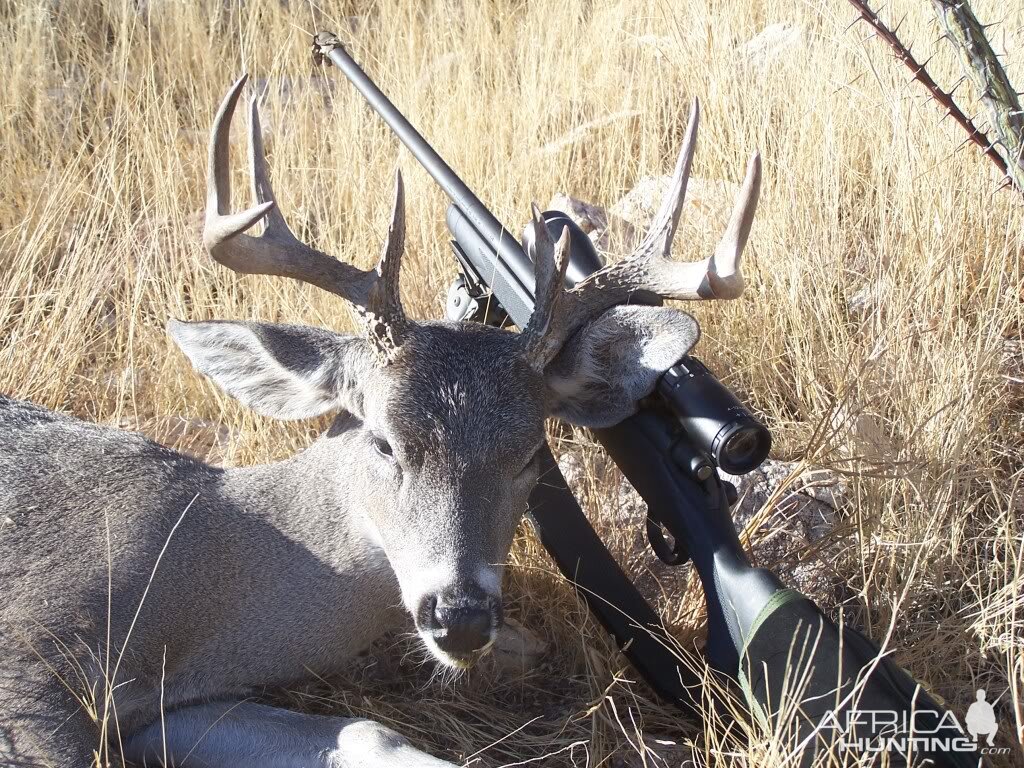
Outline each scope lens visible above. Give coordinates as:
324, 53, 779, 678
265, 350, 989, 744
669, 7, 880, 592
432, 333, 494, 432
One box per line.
717, 423, 771, 474
724, 429, 758, 464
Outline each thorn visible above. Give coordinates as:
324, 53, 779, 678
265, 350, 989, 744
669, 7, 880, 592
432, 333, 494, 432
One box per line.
953, 137, 973, 153
843, 16, 863, 34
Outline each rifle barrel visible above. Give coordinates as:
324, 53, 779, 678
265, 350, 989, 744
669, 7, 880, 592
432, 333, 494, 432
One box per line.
320, 39, 535, 311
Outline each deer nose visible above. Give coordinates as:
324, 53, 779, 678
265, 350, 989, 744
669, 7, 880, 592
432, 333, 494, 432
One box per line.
418, 586, 501, 656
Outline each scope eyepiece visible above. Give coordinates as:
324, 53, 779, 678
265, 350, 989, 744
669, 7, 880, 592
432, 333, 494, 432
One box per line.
657, 357, 771, 475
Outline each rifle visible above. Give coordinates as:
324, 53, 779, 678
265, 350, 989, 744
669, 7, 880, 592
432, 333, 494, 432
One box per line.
312, 32, 983, 767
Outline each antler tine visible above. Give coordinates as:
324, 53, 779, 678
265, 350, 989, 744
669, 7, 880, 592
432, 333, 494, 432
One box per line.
362, 170, 408, 356
708, 151, 761, 298
625, 99, 700, 265
520, 205, 571, 369
247, 89, 291, 237
205, 75, 276, 250
202, 76, 408, 362
531, 101, 762, 363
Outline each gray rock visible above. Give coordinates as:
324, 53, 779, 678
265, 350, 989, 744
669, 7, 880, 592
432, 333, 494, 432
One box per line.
740, 23, 804, 67
546, 194, 638, 254
1001, 338, 1023, 386
722, 460, 848, 604
610, 175, 739, 235
847, 279, 887, 320
829, 402, 895, 461
484, 617, 547, 675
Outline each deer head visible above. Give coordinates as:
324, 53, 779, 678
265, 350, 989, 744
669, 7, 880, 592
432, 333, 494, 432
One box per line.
169, 76, 760, 668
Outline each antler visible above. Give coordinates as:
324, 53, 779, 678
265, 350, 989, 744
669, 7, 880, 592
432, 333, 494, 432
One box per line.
204, 74, 408, 363
519, 99, 762, 370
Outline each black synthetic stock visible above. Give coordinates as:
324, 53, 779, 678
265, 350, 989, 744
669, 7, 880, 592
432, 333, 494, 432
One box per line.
597, 411, 783, 674
742, 593, 982, 767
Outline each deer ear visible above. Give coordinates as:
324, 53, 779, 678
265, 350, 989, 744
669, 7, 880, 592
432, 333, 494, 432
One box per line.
168, 319, 374, 420
543, 306, 700, 427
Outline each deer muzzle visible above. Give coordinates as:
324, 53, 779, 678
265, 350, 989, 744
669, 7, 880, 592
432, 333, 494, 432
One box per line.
416, 584, 502, 664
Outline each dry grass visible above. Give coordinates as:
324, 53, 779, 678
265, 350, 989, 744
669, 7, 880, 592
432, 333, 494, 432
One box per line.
1, 0, 1022, 765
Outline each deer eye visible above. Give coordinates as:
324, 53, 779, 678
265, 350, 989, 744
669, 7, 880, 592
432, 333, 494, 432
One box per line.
371, 434, 395, 460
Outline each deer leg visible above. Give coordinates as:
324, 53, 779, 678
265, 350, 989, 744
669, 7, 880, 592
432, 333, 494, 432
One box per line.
123, 700, 458, 768
0, 633, 101, 768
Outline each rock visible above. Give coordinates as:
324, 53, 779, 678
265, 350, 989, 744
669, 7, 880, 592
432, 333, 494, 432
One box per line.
549, 174, 739, 257
1001, 338, 1023, 386
556, 450, 585, 490
556, 451, 689, 600
740, 23, 804, 67
722, 460, 848, 605
610, 175, 739, 234
846, 279, 886, 320
546, 194, 638, 255
546, 194, 609, 236
830, 402, 895, 462
556, 452, 848, 608
723, 461, 844, 543
487, 617, 547, 674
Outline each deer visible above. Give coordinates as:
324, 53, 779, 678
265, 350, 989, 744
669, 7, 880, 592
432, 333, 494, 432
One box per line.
0, 74, 760, 767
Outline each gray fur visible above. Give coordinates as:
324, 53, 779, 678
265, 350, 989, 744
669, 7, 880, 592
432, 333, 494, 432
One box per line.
0, 308, 699, 767
545, 305, 700, 426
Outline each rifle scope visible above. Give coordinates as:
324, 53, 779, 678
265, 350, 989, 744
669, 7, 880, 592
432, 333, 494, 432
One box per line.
658, 358, 771, 474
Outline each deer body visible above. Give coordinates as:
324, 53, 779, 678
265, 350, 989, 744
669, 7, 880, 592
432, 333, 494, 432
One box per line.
1, 398, 403, 761
0, 72, 760, 766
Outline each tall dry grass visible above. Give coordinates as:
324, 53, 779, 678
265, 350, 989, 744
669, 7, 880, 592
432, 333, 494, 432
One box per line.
0, 0, 1021, 765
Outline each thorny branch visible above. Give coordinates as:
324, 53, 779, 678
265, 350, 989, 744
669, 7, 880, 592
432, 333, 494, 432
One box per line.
846, 0, 1018, 197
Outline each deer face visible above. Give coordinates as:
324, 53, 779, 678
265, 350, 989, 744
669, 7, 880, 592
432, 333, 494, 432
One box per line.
172, 75, 758, 667
363, 324, 545, 664
169, 306, 701, 666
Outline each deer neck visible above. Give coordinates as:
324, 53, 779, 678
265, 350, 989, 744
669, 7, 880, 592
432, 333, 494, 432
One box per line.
215, 414, 384, 571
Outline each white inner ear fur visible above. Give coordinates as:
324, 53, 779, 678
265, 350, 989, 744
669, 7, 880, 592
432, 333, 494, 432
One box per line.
168, 319, 353, 421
